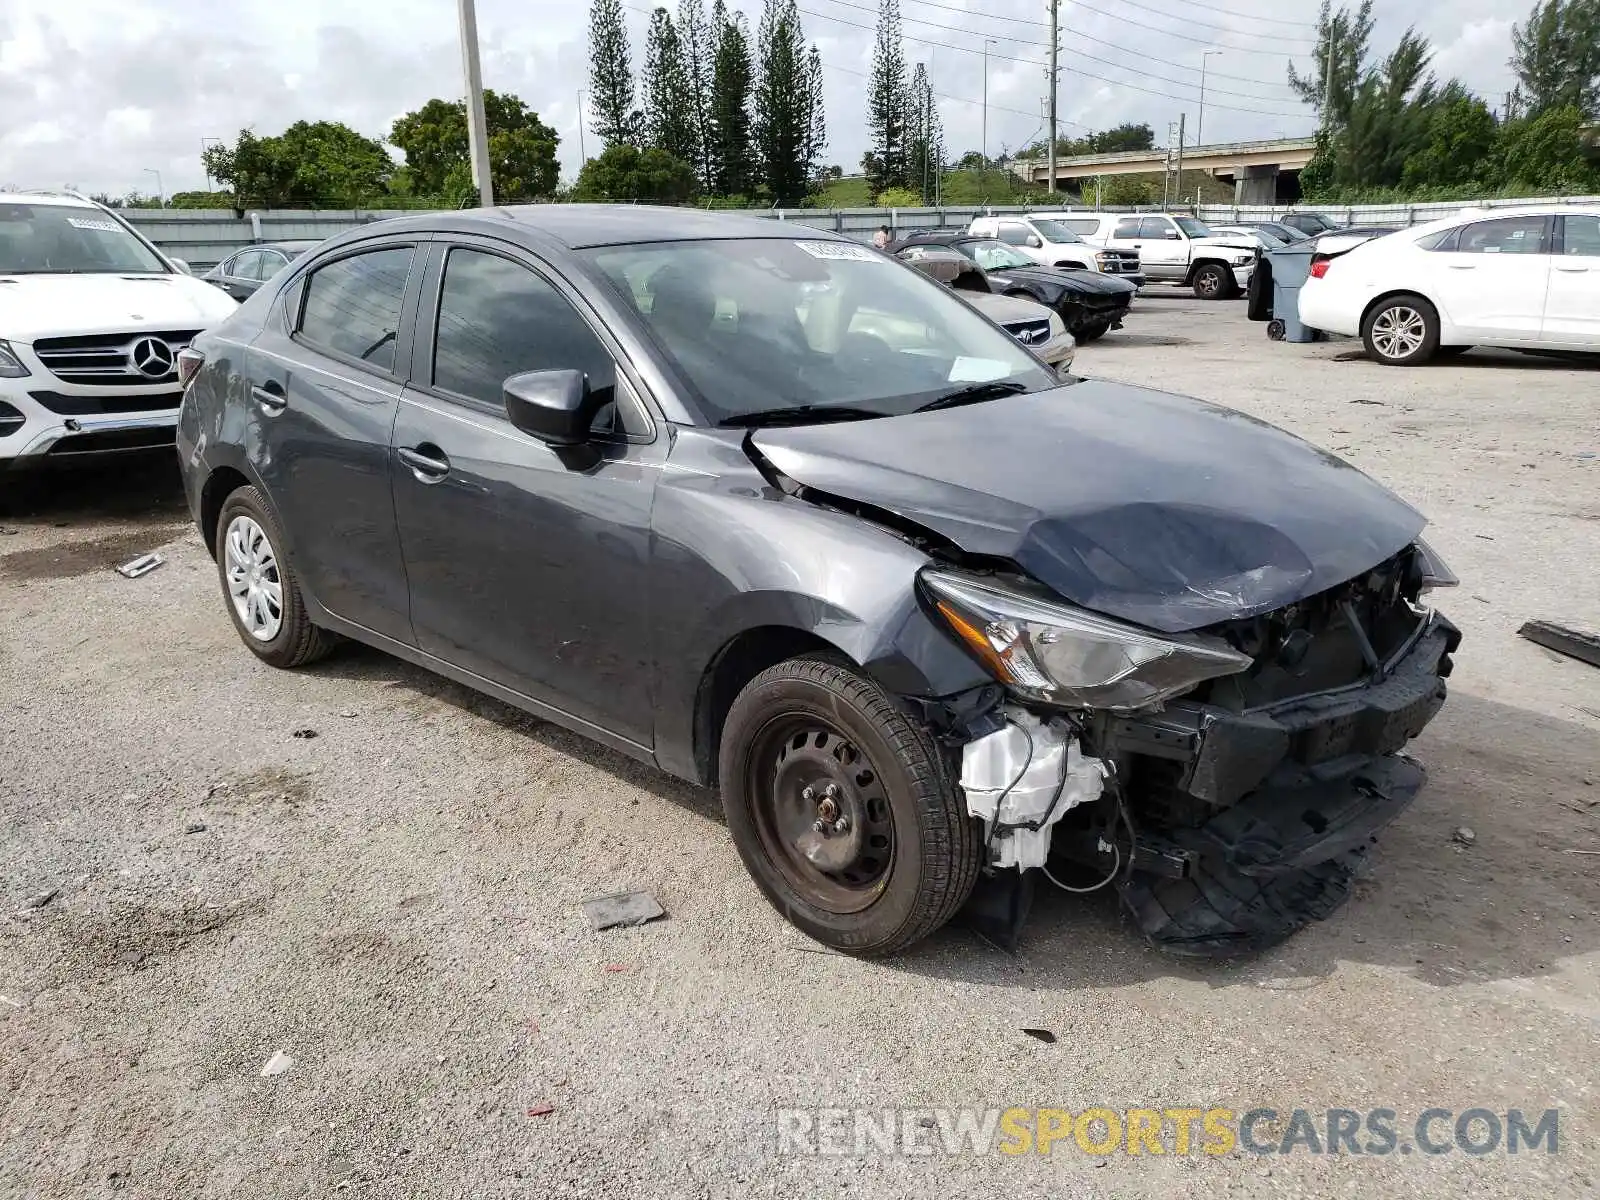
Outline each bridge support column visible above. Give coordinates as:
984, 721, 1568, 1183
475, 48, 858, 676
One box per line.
1233, 164, 1278, 205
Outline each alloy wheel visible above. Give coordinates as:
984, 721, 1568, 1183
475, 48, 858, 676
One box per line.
224, 514, 283, 642
1371, 305, 1427, 361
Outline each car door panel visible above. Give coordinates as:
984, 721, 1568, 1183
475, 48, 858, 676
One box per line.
392, 240, 661, 747
241, 241, 422, 643
1543, 214, 1600, 346
1428, 215, 1552, 338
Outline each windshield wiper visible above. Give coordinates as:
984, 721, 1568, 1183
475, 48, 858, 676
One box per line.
913, 380, 1028, 413
718, 404, 889, 428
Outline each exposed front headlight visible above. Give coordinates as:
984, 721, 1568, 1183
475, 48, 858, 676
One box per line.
1229, 253, 1254, 265
0, 340, 29, 379
922, 570, 1253, 711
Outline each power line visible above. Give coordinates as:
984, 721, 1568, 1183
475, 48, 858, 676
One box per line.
820, 57, 1093, 131
811, 0, 1300, 100
795, 5, 1311, 116
1063, 0, 1314, 57
1145, 0, 1319, 29
1080, 0, 1315, 49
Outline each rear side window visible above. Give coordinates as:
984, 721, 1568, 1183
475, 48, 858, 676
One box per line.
229, 250, 265, 279
1457, 216, 1548, 255
297, 246, 414, 371
1562, 214, 1600, 256
1415, 228, 1460, 252
431, 248, 626, 434
1062, 218, 1100, 236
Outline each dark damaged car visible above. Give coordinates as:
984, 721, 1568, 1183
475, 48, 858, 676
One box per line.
894, 231, 1137, 342
175, 206, 1460, 959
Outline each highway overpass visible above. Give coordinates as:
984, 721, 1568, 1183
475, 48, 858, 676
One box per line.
1014, 137, 1318, 203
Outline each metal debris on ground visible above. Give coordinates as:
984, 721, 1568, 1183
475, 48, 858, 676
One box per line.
582, 891, 666, 932
526, 1103, 556, 1118
115, 553, 165, 579
291, 728, 319, 740
1021, 1028, 1057, 1044
1453, 826, 1477, 846
1517, 620, 1600, 669
260, 1050, 295, 1077
22, 888, 58, 910
185, 822, 207, 834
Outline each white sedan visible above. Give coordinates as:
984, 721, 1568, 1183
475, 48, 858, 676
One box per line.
1297, 205, 1600, 365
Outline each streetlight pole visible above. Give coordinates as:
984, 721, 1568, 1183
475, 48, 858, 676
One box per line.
577, 90, 588, 163
456, 0, 494, 207
143, 168, 164, 206
1197, 50, 1223, 148
982, 38, 997, 173
1047, 0, 1059, 194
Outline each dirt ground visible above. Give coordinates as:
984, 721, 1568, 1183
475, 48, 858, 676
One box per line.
2, 294, 1597, 1198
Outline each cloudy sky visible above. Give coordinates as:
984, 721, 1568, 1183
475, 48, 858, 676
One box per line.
1, 0, 1533, 198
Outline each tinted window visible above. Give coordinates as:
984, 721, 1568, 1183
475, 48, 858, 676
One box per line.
1139, 217, 1173, 239
432, 248, 623, 433
231, 250, 267, 280
298, 246, 413, 371
995, 222, 1032, 246
1562, 214, 1600, 256
1061, 218, 1100, 236
1457, 216, 1547, 255
1415, 227, 1460, 252
254, 250, 289, 280
1113, 218, 1143, 239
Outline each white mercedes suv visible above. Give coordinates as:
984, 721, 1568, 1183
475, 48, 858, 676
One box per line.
0, 192, 238, 466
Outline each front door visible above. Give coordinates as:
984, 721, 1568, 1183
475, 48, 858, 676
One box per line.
391, 240, 662, 749
1428, 214, 1553, 338
242, 240, 421, 643
1543, 213, 1600, 346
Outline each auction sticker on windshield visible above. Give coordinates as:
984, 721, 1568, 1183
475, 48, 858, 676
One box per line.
794, 241, 881, 262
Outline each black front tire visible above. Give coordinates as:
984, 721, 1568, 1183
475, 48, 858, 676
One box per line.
1076, 321, 1111, 343
718, 656, 981, 956
1192, 263, 1233, 300
214, 485, 335, 669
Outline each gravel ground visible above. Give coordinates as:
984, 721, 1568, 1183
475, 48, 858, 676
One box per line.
2, 295, 1597, 1199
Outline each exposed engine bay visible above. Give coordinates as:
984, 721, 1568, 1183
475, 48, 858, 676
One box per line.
951, 544, 1458, 957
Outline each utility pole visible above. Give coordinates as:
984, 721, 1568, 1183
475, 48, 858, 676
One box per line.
577, 90, 587, 164
457, 0, 494, 207
982, 38, 998, 173
1047, 0, 1059, 195
922, 71, 933, 205
1321, 18, 1334, 132
1197, 50, 1222, 148
1174, 112, 1185, 207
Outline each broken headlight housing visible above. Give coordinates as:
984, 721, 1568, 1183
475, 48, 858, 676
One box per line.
1412, 538, 1458, 595
922, 570, 1253, 712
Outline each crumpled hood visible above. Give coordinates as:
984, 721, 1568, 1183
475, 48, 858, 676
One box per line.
1193, 236, 1260, 255
752, 381, 1425, 632
989, 265, 1137, 298
0, 274, 238, 342
962, 291, 1054, 325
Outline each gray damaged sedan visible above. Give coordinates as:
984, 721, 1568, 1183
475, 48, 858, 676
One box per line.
175, 206, 1460, 958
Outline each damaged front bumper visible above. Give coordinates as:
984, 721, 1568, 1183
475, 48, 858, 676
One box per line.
961, 612, 1459, 956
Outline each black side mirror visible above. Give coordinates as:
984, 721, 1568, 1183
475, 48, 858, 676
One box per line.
504, 369, 597, 446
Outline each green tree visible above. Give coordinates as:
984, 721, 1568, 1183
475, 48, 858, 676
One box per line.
866, 0, 908, 195
677, 0, 716, 190
874, 186, 920, 208
202, 121, 393, 208
389, 91, 560, 202
754, 0, 814, 204
1496, 103, 1600, 188
573, 143, 699, 202
588, 0, 637, 147
906, 63, 944, 204
1402, 93, 1499, 189
1510, 0, 1600, 118
709, 4, 756, 197
803, 44, 827, 192
1098, 176, 1154, 205
643, 8, 698, 164
1289, 1, 1375, 128
167, 190, 231, 209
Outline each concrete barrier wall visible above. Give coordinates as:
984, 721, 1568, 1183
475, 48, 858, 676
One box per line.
123, 195, 1600, 269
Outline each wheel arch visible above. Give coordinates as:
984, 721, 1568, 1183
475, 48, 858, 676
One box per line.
200, 465, 254, 559
1359, 288, 1442, 336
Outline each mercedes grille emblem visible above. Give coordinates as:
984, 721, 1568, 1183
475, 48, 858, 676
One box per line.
129, 336, 176, 380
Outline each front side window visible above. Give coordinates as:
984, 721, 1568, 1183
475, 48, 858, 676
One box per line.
0, 201, 169, 274
1139, 217, 1175, 239
431, 248, 621, 434
583, 237, 1056, 425
995, 222, 1032, 246
297, 246, 414, 372
254, 250, 289, 281
1112, 218, 1143, 239
1027, 219, 1084, 244
1457, 216, 1548, 255
1561, 214, 1600, 257
1062, 218, 1100, 236
962, 239, 1036, 270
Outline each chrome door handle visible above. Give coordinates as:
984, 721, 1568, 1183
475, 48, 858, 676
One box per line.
1447, 263, 1476, 269
251, 384, 287, 411
1554, 264, 1590, 272
398, 446, 450, 481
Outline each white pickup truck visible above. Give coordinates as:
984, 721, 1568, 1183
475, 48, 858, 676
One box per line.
1051, 212, 1260, 299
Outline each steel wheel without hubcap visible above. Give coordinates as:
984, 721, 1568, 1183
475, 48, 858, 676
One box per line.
745, 717, 896, 914
224, 514, 283, 641
1370, 305, 1427, 361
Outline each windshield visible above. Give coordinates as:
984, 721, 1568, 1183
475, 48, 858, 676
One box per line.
1175, 217, 1212, 238
1028, 219, 1084, 244
0, 202, 169, 274
963, 239, 1036, 270
584, 238, 1056, 425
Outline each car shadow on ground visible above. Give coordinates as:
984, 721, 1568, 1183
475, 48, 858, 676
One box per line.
313, 638, 1599, 992
1328, 347, 1600, 370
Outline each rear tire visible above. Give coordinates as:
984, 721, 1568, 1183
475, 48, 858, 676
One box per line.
718, 656, 981, 956
1192, 263, 1233, 300
214, 485, 335, 669
1361, 294, 1439, 366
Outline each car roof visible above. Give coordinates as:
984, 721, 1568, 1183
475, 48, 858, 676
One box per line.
4, 191, 99, 209
359, 204, 846, 250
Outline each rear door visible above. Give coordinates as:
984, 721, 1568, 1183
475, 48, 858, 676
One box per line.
390, 238, 663, 747
218, 250, 265, 300
241, 238, 423, 643
1427, 214, 1552, 338
1543, 213, 1600, 346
